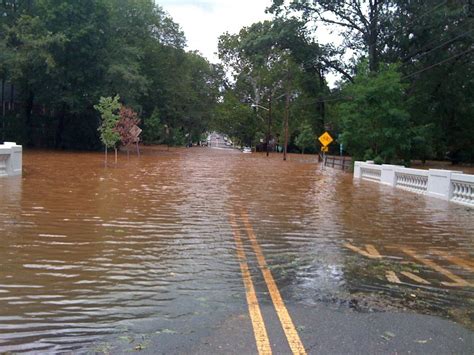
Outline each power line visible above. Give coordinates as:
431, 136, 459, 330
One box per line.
291, 49, 472, 102
271, 49, 472, 103
315, 96, 349, 103
292, 95, 351, 106
332, 1, 449, 53
401, 22, 473, 63
297, 23, 472, 84
297, 6, 468, 70
329, 1, 467, 66
401, 28, 473, 64
363, 1, 449, 50
393, 1, 448, 32
401, 47, 473, 80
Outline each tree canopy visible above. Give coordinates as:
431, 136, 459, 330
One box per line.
265, 0, 473, 163
1, 0, 221, 149
1, 0, 472, 163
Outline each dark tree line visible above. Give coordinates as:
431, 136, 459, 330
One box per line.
0, 0, 222, 149
1, 0, 472, 163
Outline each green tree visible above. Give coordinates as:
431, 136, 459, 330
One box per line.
142, 108, 162, 144
270, 1, 474, 163
3, 11, 65, 145
295, 123, 314, 154
1, 0, 219, 151
338, 62, 410, 163
217, 20, 321, 154
386, 1, 473, 163
212, 92, 256, 147
94, 95, 121, 165
37, 0, 110, 148
269, 0, 395, 73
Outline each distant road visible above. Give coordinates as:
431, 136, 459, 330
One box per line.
208, 133, 234, 150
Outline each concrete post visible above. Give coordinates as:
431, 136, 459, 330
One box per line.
426, 169, 459, 201
11, 144, 22, 175
0, 147, 10, 176
380, 164, 400, 187
353, 161, 362, 179
0, 142, 22, 176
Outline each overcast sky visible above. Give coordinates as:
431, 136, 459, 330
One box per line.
158, 0, 273, 62
157, 0, 341, 86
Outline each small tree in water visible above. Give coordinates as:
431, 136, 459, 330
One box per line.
116, 106, 141, 158
95, 95, 121, 166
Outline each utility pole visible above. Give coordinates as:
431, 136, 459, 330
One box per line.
1, 78, 5, 142
283, 65, 292, 162
266, 95, 272, 157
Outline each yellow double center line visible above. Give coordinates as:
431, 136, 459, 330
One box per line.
229, 210, 307, 355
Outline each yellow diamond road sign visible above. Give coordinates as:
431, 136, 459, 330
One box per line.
318, 132, 333, 147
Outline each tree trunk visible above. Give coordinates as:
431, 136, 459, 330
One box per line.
283, 92, 290, 161
368, 0, 379, 72
25, 90, 34, 147
318, 68, 326, 130
55, 103, 66, 149
1, 78, 4, 116
9, 84, 14, 111
1, 78, 5, 142
114, 147, 117, 164
105, 146, 107, 167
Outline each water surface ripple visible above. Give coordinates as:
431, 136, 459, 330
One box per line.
0, 148, 472, 352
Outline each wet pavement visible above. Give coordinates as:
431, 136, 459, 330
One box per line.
0, 147, 473, 353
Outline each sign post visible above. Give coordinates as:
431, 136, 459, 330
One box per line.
129, 125, 142, 156
318, 132, 333, 169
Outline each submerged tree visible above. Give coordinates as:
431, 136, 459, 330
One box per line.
94, 95, 121, 166
116, 106, 141, 158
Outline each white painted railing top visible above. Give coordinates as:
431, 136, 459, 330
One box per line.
354, 161, 474, 208
0, 142, 22, 177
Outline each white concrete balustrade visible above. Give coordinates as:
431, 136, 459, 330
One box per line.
451, 174, 474, 205
354, 161, 474, 208
396, 170, 428, 194
0, 142, 22, 177
360, 166, 382, 182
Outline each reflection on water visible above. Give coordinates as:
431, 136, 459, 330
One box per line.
0, 148, 472, 352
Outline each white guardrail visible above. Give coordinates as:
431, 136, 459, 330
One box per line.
354, 161, 474, 208
0, 142, 22, 177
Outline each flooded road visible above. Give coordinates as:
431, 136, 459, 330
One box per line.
0, 147, 473, 352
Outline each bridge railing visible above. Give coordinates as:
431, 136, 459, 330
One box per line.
0, 142, 22, 177
450, 173, 474, 206
323, 155, 352, 171
354, 161, 474, 208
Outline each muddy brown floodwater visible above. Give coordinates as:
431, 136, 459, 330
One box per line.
0, 147, 473, 352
